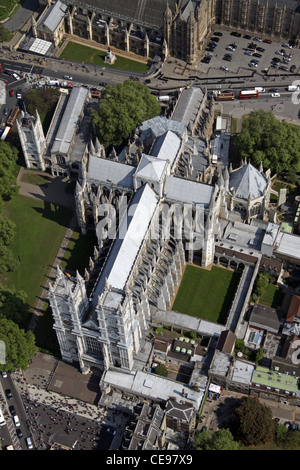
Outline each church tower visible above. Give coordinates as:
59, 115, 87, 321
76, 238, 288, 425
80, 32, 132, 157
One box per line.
17, 110, 46, 171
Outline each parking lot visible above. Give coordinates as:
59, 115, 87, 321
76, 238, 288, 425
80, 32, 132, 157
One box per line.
197, 29, 300, 78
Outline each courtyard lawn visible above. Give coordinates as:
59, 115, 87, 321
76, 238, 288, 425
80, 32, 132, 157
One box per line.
259, 283, 284, 308
2, 195, 72, 315
59, 41, 149, 73
172, 265, 241, 324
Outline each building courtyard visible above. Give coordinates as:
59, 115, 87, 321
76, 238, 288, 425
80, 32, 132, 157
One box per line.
172, 264, 241, 325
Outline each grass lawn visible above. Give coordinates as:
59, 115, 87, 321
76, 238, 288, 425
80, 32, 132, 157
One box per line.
59, 41, 149, 73
172, 265, 240, 324
20, 172, 53, 187
259, 283, 284, 308
59, 227, 97, 276
2, 195, 72, 314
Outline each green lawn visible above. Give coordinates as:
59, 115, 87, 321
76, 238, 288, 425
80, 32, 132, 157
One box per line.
59, 41, 149, 73
2, 195, 72, 312
172, 265, 241, 324
59, 227, 97, 276
259, 283, 284, 308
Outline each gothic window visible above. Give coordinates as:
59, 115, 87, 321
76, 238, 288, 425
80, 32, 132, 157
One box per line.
56, 155, 66, 165
84, 336, 102, 357
250, 203, 261, 217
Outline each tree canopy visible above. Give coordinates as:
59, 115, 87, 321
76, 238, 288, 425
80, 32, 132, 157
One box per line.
91, 80, 161, 148
194, 428, 240, 450
232, 110, 300, 174
0, 141, 19, 203
228, 396, 275, 446
25, 88, 60, 133
0, 318, 37, 371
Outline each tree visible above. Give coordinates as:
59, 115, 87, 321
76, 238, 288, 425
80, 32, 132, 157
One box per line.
0, 318, 37, 372
0, 142, 19, 201
229, 396, 275, 446
0, 285, 29, 327
232, 110, 300, 174
195, 428, 240, 450
0, 24, 12, 42
253, 272, 270, 297
25, 88, 60, 133
92, 80, 161, 148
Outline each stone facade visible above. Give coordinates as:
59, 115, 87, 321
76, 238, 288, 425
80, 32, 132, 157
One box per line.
37, 0, 300, 64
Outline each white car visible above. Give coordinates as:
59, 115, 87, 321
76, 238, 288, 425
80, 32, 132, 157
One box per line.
275, 50, 284, 55
282, 43, 292, 49
26, 437, 33, 450
220, 66, 228, 71
1, 371, 7, 378
63, 75, 73, 80
271, 93, 280, 97
12, 73, 20, 80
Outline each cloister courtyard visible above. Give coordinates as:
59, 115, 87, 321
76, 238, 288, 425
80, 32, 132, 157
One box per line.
172, 264, 241, 325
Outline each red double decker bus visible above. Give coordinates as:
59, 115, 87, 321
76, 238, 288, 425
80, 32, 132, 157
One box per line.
239, 90, 259, 99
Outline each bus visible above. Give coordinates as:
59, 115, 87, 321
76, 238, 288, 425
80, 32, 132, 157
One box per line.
0, 406, 6, 426
239, 90, 259, 99
215, 91, 235, 101
7, 106, 19, 127
0, 126, 11, 141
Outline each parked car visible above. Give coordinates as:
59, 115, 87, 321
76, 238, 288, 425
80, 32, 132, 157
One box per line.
63, 74, 72, 80
9, 90, 14, 97
282, 43, 292, 49
290, 65, 296, 72
230, 32, 241, 37
16, 429, 23, 439
253, 53, 262, 58
1, 371, 7, 377
214, 32, 223, 36
253, 37, 262, 42
275, 50, 284, 55
5, 389, 12, 399
16, 91, 22, 99
99, 82, 107, 87
26, 437, 33, 450
12, 73, 20, 80
279, 66, 289, 71
243, 34, 252, 39
9, 405, 16, 416
211, 37, 220, 42
271, 93, 280, 97
220, 66, 228, 71
256, 47, 265, 52
263, 38, 272, 44
245, 50, 253, 55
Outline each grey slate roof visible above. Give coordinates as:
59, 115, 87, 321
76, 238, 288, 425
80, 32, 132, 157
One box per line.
150, 130, 181, 167
92, 184, 158, 299
88, 155, 135, 188
135, 154, 167, 182
171, 86, 205, 130
51, 87, 88, 156
164, 175, 213, 207
229, 163, 267, 200
40, 0, 68, 32
72, 0, 178, 28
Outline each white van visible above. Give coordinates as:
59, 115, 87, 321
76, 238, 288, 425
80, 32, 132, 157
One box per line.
255, 87, 265, 93
0, 406, 5, 426
13, 415, 20, 427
